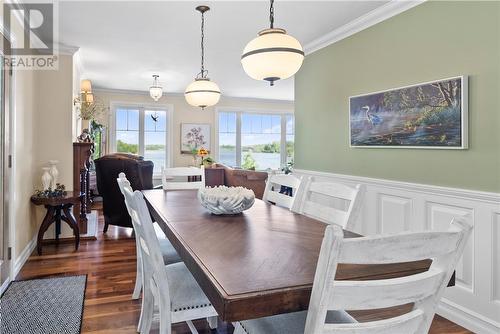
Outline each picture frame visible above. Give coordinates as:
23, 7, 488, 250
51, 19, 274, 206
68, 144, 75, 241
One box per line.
349, 76, 468, 149
180, 123, 211, 154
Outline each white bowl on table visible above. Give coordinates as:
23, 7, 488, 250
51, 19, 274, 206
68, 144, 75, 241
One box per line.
198, 186, 255, 215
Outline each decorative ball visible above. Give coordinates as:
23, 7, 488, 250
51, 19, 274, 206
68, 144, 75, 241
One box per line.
198, 186, 255, 215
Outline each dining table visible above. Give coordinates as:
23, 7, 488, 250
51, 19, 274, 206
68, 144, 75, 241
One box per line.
142, 189, 453, 322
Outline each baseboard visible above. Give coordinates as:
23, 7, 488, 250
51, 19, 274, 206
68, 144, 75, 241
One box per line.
0, 276, 11, 295
13, 234, 37, 279
438, 299, 500, 334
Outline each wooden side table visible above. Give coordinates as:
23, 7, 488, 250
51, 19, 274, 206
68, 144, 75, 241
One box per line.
30, 191, 83, 255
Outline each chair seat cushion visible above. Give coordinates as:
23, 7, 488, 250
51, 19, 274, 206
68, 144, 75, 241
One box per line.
239, 310, 357, 334
159, 239, 182, 265
165, 262, 212, 312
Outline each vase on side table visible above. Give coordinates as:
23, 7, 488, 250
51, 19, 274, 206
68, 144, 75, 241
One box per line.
48, 160, 59, 189
41, 167, 52, 190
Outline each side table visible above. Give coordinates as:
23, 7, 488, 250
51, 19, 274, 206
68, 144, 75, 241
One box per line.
30, 191, 83, 255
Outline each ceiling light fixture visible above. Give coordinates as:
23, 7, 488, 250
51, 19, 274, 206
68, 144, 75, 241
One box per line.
241, 0, 304, 86
185, 5, 221, 109
149, 74, 163, 101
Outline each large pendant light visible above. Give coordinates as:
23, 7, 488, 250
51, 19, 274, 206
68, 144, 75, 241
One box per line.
241, 0, 304, 86
149, 74, 163, 101
185, 5, 221, 109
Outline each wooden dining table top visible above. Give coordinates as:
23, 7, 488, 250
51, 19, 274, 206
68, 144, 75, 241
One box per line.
142, 189, 448, 322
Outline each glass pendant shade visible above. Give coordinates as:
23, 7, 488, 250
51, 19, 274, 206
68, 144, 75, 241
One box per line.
149, 86, 163, 101
185, 78, 221, 109
149, 75, 163, 101
241, 28, 304, 85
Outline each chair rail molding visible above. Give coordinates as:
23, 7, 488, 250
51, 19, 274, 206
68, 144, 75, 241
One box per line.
293, 169, 500, 334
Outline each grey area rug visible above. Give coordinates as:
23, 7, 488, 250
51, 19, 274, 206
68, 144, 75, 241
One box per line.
0, 275, 87, 334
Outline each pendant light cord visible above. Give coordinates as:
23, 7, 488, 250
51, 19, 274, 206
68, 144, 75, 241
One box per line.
200, 10, 207, 78
269, 0, 274, 29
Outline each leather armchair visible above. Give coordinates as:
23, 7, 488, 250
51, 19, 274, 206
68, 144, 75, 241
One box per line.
214, 164, 268, 199
94, 153, 154, 232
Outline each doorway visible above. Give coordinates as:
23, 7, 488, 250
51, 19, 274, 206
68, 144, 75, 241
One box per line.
0, 33, 12, 289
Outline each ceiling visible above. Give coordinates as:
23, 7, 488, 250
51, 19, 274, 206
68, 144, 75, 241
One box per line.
57, 1, 389, 101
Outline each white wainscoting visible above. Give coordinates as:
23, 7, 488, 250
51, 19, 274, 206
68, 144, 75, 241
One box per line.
294, 169, 500, 334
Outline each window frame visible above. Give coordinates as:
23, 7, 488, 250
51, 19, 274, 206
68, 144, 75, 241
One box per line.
109, 101, 174, 177
215, 107, 294, 170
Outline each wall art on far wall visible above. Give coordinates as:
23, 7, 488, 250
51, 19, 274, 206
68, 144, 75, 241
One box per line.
349, 76, 468, 149
181, 123, 211, 154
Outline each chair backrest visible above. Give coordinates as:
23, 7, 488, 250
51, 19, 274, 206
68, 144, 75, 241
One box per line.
294, 176, 363, 230
121, 182, 172, 314
262, 173, 303, 209
304, 217, 472, 334
116, 172, 133, 216
161, 166, 205, 190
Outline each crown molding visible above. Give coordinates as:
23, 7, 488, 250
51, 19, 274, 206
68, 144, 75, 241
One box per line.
58, 44, 80, 56
93, 87, 294, 105
304, 0, 427, 55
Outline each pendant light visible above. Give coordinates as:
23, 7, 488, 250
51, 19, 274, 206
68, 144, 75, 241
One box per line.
185, 5, 221, 109
149, 74, 163, 101
241, 0, 304, 86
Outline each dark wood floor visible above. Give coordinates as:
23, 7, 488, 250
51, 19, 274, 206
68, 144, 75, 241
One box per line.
17, 205, 472, 334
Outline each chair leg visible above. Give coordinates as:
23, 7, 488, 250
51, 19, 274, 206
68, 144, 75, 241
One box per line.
207, 316, 217, 330
103, 221, 109, 233
158, 297, 172, 334
132, 243, 143, 300
186, 320, 199, 334
138, 283, 154, 334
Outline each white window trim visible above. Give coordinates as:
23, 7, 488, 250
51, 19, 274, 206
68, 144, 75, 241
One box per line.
215, 107, 294, 170
109, 101, 174, 177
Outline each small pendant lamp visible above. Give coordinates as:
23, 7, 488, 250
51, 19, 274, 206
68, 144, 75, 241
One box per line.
185, 5, 221, 109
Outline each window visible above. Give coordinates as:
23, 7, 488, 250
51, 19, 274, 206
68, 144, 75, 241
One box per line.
112, 104, 172, 175
217, 110, 294, 170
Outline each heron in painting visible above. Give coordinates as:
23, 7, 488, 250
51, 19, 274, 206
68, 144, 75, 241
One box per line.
363, 105, 383, 126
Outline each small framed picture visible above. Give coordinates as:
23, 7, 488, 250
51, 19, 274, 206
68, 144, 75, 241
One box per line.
180, 123, 211, 154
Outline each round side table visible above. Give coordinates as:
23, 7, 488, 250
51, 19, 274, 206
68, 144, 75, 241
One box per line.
30, 191, 83, 255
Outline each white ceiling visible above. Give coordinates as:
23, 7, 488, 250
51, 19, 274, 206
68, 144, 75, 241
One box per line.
57, 1, 389, 101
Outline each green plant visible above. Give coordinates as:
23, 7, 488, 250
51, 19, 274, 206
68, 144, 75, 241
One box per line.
242, 152, 257, 170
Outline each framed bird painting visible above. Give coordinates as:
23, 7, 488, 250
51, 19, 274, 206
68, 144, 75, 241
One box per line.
349, 76, 468, 149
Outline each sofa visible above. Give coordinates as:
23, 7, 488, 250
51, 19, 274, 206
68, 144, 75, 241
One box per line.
94, 153, 154, 232
212, 164, 268, 199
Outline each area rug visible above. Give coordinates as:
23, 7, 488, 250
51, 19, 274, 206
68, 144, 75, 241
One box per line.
0, 275, 87, 334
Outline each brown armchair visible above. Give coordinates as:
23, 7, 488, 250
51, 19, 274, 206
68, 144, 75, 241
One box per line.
213, 164, 268, 199
94, 153, 154, 232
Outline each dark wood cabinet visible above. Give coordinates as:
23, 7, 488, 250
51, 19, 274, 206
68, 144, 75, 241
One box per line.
204, 167, 225, 187
73, 142, 93, 234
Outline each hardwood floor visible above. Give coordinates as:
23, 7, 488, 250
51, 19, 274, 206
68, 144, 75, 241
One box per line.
17, 204, 472, 334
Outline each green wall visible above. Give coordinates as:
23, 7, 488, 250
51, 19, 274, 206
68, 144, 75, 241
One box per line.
295, 1, 500, 192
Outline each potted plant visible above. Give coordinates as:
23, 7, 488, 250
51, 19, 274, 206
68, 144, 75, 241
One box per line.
202, 156, 215, 168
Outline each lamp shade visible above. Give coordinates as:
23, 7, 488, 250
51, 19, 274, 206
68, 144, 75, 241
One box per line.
85, 92, 94, 104
80, 79, 92, 93
149, 86, 163, 101
241, 28, 304, 85
185, 78, 221, 109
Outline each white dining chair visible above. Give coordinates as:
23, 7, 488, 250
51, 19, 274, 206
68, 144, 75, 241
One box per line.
161, 166, 205, 190
122, 184, 218, 334
262, 173, 303, 209
292, 176, 364, 230
234, 216, 472, 334
117, 173, 182, 301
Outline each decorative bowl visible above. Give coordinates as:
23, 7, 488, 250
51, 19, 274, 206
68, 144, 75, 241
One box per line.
198, 186, 255, 215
